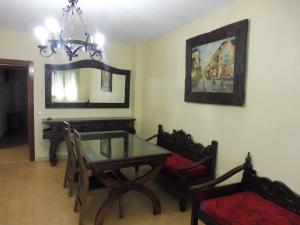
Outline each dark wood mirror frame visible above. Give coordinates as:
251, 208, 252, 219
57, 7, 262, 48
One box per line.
45, 60, 130, 108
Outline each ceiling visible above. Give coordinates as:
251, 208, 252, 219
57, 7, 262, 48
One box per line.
0, 0, 237, 42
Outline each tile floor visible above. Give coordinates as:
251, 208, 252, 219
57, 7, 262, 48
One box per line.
0, 160, 202, 225
0, 144, 29, 165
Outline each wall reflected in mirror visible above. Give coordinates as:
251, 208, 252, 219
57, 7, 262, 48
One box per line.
51, 68, 126, 103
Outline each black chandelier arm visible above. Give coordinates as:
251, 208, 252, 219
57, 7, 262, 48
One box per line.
62, 44, 77, 61
71, 45, 85, 57
37, 39, 103, 61
88, 44, 97, 56
38, 45, 54, 58
50, 41, 60, 54
87, 48, 102, 60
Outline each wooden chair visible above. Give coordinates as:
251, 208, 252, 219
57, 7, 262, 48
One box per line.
63, 121, 78, 197
73, 130, 123, 225
190, 153, 300, 225
147, 124, 218, 211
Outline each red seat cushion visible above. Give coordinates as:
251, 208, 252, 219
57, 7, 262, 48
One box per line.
164, 153, 206, 177
201, 191, 300, 225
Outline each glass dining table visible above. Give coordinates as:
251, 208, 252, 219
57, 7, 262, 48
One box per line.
79, 130, 172, 225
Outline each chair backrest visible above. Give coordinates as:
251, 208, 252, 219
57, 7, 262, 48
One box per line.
156, 124, 218, 178
63, 121, 77, 164
73, 130, 90, 194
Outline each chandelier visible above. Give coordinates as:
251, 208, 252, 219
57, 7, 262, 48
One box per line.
34, 0, 105, 61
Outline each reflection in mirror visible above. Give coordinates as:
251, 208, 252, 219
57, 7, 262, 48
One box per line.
51, 68, 126, 103
83, 135, 129, 160
45, 60, 130, 108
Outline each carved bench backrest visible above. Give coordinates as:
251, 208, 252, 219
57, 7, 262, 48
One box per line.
242, 168, 300, 215
156, 124, 217, 176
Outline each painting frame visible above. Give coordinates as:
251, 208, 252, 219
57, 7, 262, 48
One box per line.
101, 70, 112, 92
184, 19, 248, 106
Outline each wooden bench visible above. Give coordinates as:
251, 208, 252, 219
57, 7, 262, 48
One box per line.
190, 153, 300, 225
147, 124, 218, 211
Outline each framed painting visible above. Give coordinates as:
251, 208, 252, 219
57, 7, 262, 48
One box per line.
101, 70, 112, 92
185, 19, 248, 106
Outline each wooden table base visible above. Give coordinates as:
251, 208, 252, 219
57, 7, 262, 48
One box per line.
95, 163, 163, 225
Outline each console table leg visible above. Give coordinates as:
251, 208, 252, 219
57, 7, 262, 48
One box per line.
49, 139, 60, 166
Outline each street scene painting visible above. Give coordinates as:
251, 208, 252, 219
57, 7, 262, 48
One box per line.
191, 36, 235, 93
185, 19, 248, 105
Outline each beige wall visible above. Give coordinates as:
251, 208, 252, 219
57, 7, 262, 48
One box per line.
0, 27, 135, 159
134, 0, 300, 192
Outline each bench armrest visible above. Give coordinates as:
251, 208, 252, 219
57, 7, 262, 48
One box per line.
177, 155, 213, 172
192, 182, 245, 201
145, 134, 157, 142
190, 163, 245, 191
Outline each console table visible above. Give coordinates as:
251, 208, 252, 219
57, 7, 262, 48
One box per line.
42, 117, 136, 166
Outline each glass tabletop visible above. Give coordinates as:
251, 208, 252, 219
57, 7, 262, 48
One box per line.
80, 130, 171, 164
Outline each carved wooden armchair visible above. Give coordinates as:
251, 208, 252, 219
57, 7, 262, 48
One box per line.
63, 121, 79, 196
190, 153, 300, 225
147, 124, 218, 211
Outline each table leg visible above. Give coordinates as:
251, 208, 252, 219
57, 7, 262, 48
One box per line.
49, 139, 60, 166
95, 190, 124, 225
131, 182, 161, 214
94, 162, 164, 225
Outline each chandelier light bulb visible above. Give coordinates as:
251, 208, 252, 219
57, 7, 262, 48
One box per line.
94, 33, 105, 48
34, 26, 48, 45
45, 18, 60, 34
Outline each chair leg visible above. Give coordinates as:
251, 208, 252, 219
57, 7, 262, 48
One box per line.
118, 197, 124, 219
179, 180, 188, 212
68, 169, 76, 197
63, 162, 69, 188
79, 203, 87, 225
191, 214, 198, 225
191, 200, 199, 225
74, 179, 82, 213
68, 179, 74, 197
179, 197, 187, 212
134, 166, 140, 178
78, 192, 88, 225
74, 196, 81, 212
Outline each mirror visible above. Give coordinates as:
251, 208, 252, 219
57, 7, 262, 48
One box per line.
45, 60, 130, 108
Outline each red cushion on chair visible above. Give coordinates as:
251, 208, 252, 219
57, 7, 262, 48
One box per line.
164, 153, 206, 177
201, 191, 300, 225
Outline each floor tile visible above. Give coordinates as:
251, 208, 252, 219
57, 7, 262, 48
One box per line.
0, 158, 204, 225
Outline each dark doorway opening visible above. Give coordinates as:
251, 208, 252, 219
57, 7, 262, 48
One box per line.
0, 68, 28, 149
0, 59, 34, 161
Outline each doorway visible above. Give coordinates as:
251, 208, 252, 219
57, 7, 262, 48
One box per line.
0, 59, 34, 162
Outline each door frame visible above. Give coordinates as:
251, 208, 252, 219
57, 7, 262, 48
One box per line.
0, 58, 35, 161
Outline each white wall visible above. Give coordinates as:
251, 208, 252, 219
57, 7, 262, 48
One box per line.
135, 0, 300, 192
0, 27, 136, 159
